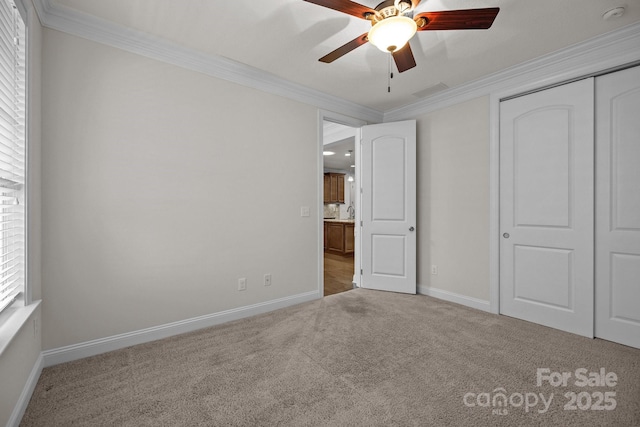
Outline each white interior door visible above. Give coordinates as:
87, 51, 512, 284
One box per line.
499, 78, 594, 337
360, 120, 416, 294
595, 66, 640, 349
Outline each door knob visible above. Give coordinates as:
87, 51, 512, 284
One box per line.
503, 233, 510, 238
409, 226, 415, 232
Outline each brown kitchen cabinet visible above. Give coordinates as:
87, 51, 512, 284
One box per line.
323, 174, 330, 203
324, 220, 354, 256
344, 222, 355, 254
323, 221, 328, 250
323, 173, 345, 204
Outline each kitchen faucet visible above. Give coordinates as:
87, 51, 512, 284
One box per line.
347, 205, 355, 219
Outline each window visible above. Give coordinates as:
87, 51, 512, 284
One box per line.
0, 0, 25, 314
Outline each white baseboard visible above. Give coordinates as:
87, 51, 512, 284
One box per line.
42, 290, 321, 368
7, 353, 43, 427
418, 285, 491, 313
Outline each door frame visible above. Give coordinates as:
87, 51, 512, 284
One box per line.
317, 110, 368, 296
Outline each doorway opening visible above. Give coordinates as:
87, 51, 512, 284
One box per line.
322, 119, 358, 296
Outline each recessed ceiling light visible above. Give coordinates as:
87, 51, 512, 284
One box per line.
323, 151, 335, 156
345, 152, 351, 157
351, 165, 355, 168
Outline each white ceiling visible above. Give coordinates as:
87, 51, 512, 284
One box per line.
323, 122, 356, 171
51, 0, 640, 113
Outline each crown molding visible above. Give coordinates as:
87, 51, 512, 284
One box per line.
384, 22, 640, 121
32, 0, 384, 123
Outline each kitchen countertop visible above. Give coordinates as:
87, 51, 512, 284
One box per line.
324, 218, 355, 223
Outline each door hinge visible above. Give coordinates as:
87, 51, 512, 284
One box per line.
360, 220, 363, 226
360, 269, 363, 275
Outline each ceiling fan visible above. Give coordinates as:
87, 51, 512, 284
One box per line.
304, 0, 500, 72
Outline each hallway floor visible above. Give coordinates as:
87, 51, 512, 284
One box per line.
324, 252, 354, 296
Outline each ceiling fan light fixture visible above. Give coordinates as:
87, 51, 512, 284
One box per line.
368, 16, 417, 53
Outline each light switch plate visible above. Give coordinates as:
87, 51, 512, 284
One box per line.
300, 206, 310, 217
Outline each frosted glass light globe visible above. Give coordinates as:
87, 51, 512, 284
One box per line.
368, 16, 417, 53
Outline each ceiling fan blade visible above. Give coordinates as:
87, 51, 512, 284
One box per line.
303, 0, 376, 20
319, 33, 369, 63
415, 8, 500, 31
392, 44, 416, 73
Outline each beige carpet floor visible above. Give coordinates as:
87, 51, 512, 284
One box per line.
21, 289, 640, 426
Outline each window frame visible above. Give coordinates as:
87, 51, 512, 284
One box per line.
0, 0, 27, 315
0, 0, 36, 356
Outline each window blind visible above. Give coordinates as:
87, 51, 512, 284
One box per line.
0, 0, 25, 314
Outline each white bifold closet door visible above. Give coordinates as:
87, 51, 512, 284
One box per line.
499, 78, 595, 338
595, 66, 640, 349
500, 66, 640, 349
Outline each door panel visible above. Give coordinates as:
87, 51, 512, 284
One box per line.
595, 66, 640, 349
610, 253, 640, 321
361, 120, 416, 294
514, 245, 573, 309
513, 108, 571, 228
500, 78, 594, 337
372, 137, 406, 220
371, 235, 406, 276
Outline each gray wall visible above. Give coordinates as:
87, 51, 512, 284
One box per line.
39, 27, 493, 350
41, 29, 319, 350
416, 97, 491, 301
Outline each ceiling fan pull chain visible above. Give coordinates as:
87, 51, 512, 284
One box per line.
387, 54, 393, 93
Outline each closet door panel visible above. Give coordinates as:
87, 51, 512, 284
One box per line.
595, 66, 640, 349
500, 78, 594, 337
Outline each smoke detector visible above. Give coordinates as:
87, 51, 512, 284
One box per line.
602, 7, 625, 20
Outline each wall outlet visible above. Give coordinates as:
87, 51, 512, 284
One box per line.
300, 206, 310, 217
431, 265, 438, 275
238, 277, 247, 291
264, 273, 272, 286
